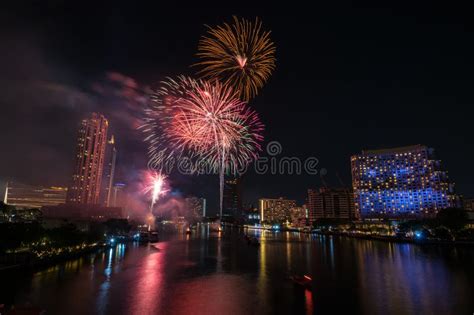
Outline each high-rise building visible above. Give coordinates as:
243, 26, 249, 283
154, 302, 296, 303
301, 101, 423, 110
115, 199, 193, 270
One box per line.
101, 135, 117, 206
307, 187, 356, 222
111, 183, 126, 208
66, 113, 108, 205
185, 196, 207, 220
351, 145, 457, 219
259, 197, 297, 223
4, 182, 67, 209
222, 176, 242, 217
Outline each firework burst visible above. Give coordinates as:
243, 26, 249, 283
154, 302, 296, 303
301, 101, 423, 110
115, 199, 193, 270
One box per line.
141, 76, 264, 172
169, 79, 264, 217
140, 76, 198, 170
195, 16, 276, 101
141, 76, 264, 218
168, 78, 264, 171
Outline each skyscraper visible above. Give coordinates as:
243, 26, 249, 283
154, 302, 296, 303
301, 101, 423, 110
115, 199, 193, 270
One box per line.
351, 145, 457, 219
66, 113, 109, 205
185, 196, 207, 220
101, 135, 117, 206
112, 183, 126, 208
222, 176, 242, 218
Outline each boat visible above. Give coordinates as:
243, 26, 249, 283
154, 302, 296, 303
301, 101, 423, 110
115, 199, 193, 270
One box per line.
290, 274, 312, 289
149, 231, 159, 242
139, 231, 159, 243
139, 232, 150, 242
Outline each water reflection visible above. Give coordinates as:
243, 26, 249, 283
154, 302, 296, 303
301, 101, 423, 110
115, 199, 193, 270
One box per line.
127, 243, 166, 314
3, 230, 474, 315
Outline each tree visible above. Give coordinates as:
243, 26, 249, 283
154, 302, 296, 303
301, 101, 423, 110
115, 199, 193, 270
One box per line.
103, 219, 131, 235
436, 208, 468, 233
0, 201, 15, 217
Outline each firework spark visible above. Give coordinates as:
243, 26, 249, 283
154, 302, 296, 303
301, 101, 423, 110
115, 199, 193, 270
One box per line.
141, 76, 264, 218
169, 78, 264, 217
144, 171, 168, 212
140, 76, 198, 170
195, 16, 276, 101
141, 76, 264, 172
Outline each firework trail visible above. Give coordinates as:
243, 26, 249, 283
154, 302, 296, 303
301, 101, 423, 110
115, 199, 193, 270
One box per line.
194, 16, 276, 101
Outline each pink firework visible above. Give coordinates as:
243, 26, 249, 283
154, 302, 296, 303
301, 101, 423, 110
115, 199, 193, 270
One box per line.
142, 76, 264, 172
141, 76, 264, 218
143, 171, 168, 212
168, 78, 264, 217
168, 78, 264, 171
140, 76, 199, 169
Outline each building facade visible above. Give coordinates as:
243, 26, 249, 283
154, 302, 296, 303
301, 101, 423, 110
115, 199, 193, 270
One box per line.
351, 145, 457, 219
185, 197, 207, 220
307, 187, 356, 222
222, 176, 242, 218
4, 182, 67, 209
290, 206, 308, 227
259, 197, 297, 223
111, 183, 126, 208
66, 113, 109, 205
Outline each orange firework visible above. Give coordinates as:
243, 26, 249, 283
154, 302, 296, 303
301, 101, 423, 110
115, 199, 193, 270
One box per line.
195, 16, 276, 101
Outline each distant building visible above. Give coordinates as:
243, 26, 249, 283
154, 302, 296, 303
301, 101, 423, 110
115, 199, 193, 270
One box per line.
4, 182, 67, 209
351, 145, 458, 219
185, 197, 207, 220
222, 176, 242, 218
67, 113, 109, 205
463, 198, 474, 211
307, 187, 356, 222
101, 135, 117, 207
259, 197, 297, 223
111, 183, 126, 208
290, 205, 308, 227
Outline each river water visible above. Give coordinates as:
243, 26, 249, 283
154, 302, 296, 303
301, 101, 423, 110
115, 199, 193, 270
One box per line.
2, 227, 474, 314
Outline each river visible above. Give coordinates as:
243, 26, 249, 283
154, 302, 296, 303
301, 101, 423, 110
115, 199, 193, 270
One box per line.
2, 226, 474, 314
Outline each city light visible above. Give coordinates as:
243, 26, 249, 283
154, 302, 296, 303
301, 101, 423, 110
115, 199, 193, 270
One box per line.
351, 145, 456, 219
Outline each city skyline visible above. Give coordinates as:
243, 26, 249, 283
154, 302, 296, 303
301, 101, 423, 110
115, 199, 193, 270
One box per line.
2, 3, 474, 315
1, 2, 474, 211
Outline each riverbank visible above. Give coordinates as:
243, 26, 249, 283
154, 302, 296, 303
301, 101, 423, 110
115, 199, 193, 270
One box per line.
0, 243, 107, 273
241, 224, 474, 246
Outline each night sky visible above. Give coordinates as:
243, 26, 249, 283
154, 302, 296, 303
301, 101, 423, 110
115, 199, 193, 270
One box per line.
1, 1, 473, 213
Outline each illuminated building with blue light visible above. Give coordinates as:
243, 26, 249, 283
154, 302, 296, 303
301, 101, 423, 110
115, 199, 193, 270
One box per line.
351, 145, 457, 219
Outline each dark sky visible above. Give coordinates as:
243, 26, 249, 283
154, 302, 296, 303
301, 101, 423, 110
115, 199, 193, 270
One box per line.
1, 1, 474, 213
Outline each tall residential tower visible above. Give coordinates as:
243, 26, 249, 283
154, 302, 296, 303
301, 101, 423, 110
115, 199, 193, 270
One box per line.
66, 113, 108, 205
